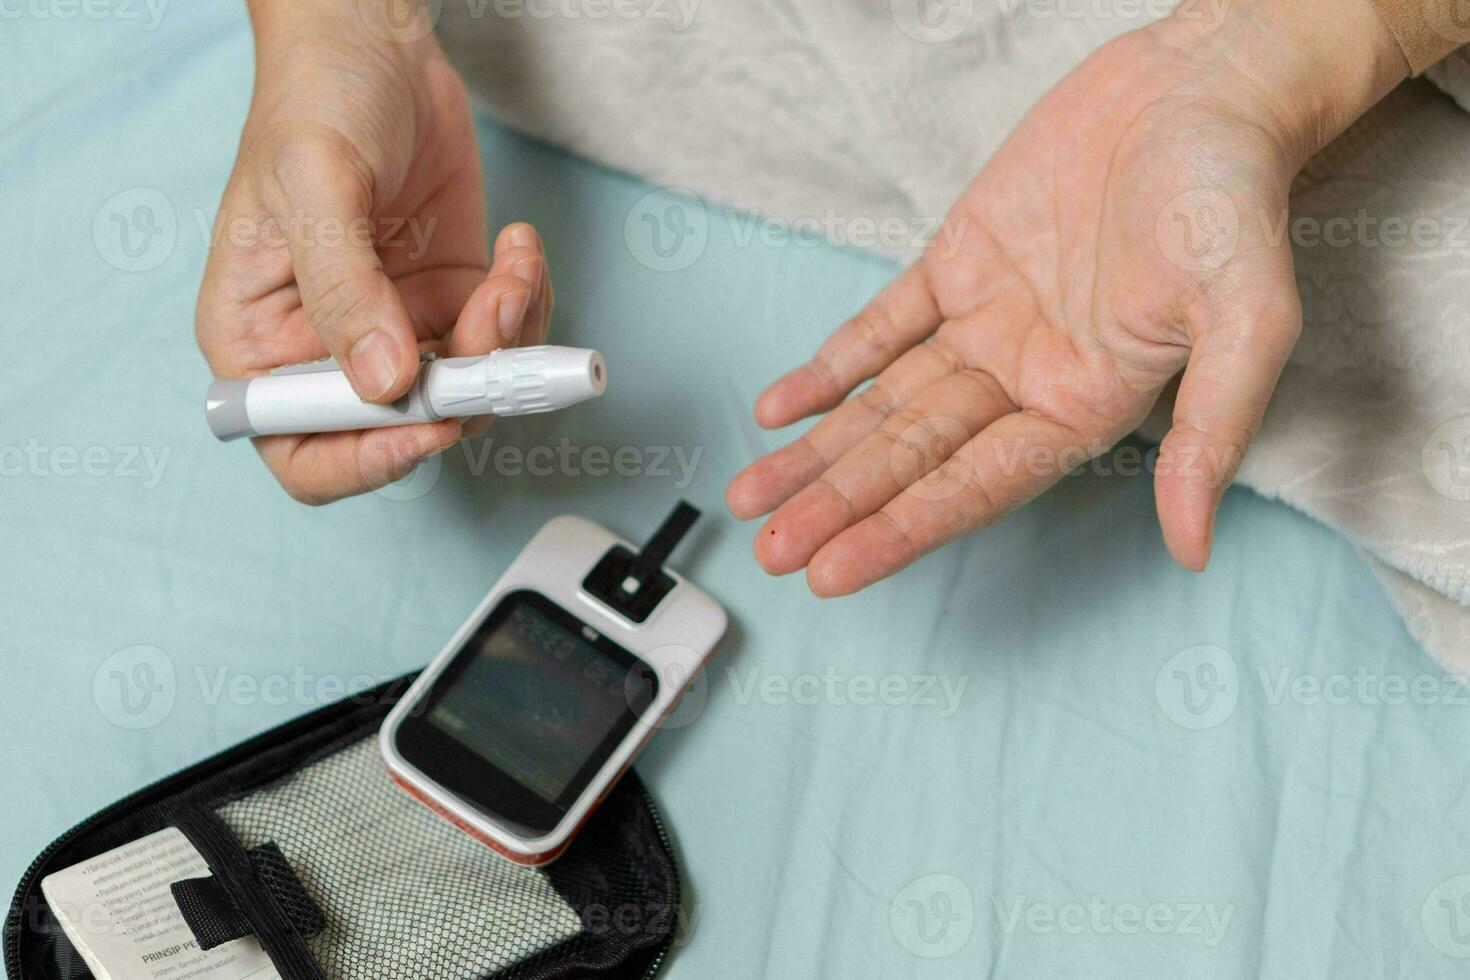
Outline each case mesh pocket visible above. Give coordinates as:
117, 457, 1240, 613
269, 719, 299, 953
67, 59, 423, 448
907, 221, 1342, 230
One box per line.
215, 737, 581, 980
10, 676, 680, 980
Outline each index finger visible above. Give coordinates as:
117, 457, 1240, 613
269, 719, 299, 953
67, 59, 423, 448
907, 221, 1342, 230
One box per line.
256, 421, 462, 505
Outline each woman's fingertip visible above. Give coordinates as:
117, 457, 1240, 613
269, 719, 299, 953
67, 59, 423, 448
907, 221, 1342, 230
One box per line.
507, 223, 537, 250
753, 390, 785, 429
805, 558, 845, 599
1163, 527, 1208, 573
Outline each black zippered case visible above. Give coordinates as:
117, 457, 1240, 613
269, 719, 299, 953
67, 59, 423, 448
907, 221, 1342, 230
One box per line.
4, 675, 682, 980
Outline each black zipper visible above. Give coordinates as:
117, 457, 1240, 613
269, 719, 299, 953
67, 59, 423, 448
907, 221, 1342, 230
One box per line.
4, 686, 387, 980
637, 787, 679, 980
6, 770, 178, 980
6, 685, 684, 980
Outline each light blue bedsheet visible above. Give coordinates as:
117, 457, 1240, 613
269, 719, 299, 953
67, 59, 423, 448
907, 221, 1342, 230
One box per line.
5, 7, 1470, 979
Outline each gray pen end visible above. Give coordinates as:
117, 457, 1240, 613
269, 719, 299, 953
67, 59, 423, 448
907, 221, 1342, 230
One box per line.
206, 379, 257, 441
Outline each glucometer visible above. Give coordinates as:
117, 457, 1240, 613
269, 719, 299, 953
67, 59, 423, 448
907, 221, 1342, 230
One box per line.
380, 503, 726, 865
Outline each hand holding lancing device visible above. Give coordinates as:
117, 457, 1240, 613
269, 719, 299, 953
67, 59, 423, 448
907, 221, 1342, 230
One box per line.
195, 0, 553, 503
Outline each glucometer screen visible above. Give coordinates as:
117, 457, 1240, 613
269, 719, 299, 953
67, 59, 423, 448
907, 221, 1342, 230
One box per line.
395, 590, 658, 833
428, 601, 638, 801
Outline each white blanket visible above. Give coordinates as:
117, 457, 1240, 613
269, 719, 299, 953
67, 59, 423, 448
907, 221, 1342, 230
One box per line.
437, 4, 1470, 673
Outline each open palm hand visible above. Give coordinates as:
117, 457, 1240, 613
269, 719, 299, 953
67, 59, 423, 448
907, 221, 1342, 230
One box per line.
728, 25, 1312, 595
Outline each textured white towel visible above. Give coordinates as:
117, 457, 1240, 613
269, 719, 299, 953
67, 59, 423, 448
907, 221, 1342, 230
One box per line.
436, 2, 1470, 672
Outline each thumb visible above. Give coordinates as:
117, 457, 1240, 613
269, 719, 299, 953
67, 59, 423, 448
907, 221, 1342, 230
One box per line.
1155, 292, 1301, 571
268, 139, 418, 402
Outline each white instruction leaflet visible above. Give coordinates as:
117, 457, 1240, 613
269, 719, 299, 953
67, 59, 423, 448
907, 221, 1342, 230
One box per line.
40, 828, 281, 980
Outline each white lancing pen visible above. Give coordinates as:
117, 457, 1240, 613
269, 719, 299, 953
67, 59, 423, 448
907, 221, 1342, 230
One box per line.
205, 345, 606, 441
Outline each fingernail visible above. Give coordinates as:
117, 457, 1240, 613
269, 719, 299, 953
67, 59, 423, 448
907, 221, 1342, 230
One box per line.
350, 330, 402, 400
509, 224, 536, 249
512, 256, 541, 288
498, 289, 531, 343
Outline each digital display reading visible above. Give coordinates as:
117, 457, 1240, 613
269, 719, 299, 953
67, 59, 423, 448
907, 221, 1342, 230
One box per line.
425, 600, 655, 804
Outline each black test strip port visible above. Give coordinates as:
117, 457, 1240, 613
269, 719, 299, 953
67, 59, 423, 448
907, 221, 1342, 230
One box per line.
582, 546, 676, 623
581, 501, 700, 623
